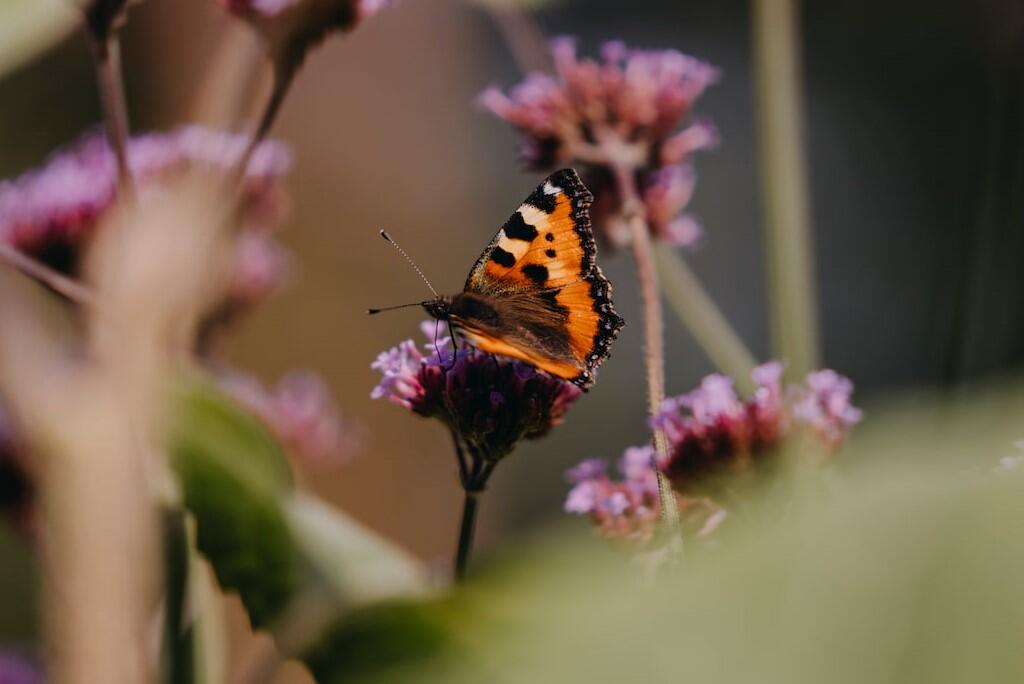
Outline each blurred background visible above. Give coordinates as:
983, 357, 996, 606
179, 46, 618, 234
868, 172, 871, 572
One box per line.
1, 0, 1022, 619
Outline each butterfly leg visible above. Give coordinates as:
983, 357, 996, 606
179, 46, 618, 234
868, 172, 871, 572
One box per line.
443, 320, 459, 372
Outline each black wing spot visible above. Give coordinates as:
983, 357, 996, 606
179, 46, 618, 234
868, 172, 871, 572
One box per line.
503, 213, 539, 242
545, 249, 556, 258
545, 233, 555, 242
490, 247, 516, 268
539, 289, 568, 317
525, 186, 558, 213
521, 264, 549, 286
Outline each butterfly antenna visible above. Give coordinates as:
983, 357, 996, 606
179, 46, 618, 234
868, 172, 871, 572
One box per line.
379, 230, 439, 298
367, 302, 423, 315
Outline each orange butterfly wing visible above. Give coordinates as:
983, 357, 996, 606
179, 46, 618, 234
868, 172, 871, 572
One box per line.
455, 169, 624, 389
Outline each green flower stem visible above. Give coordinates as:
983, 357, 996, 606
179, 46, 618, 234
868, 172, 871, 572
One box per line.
752, 0, 821, 377
653, 245, 758, 395
454, 438, 497, 581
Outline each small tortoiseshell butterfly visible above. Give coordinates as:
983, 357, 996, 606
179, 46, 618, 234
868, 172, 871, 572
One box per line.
373, 169, 625, 390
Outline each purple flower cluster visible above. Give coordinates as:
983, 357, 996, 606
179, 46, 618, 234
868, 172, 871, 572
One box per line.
654, 362, 860, 492
563, 446, 661, 543
0, 126, 292, 307
480, 38, 719, 249
372, 322, 581, 462
565, 363, 861, 535
221, 369, 355, 468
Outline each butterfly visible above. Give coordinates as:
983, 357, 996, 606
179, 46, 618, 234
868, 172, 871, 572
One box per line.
372, 169, 624, 390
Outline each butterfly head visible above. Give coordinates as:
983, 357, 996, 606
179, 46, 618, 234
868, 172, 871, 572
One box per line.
422, 296, 452, 322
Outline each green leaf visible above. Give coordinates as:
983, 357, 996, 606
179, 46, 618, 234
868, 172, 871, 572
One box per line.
285, 494, 430, 611
169, 382, 298, 627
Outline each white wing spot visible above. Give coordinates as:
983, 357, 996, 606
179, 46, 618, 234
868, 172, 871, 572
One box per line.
543, 181, 560, 195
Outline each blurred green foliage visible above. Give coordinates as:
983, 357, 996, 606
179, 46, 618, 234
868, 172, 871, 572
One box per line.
168, 380, 429, 643
170, 382, 299, 627
302, 382, 1024, 682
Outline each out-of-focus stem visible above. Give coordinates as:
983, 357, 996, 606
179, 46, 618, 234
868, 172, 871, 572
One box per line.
235, 64, 294, 180
609, 162, 681, 536
91, 36, 135, 196
190, 24, 266, 130
484, 4, 552, 74
0, 243, 96, 306
752, 0, 820, 377
654, 245, 758, 395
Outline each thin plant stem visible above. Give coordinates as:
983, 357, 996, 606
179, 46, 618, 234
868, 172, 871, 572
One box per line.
483, 4, 552, 74
90, 36, 135, 196
452, 440, 498, 581
752, 0, 820, 377
0, 243, 96, 306
454, 489, 479, 581
653, 245, 758, 395
609, 162, 681, 537
235, 64, 295, 180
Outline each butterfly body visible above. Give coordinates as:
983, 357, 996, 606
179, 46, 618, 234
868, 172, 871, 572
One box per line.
423, 169, 624, 390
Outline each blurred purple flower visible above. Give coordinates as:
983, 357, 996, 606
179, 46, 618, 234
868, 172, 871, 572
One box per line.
0, 127, 292, 308
221, 370, 357, 468
791, 369, 863, 448
564, 444, 661, 543
0, 652, 42, 684
655, 362, 858, 493
480, 38, 718, 249
371, 322, 581, 463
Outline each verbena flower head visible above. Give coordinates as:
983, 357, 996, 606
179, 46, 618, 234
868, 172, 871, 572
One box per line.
480, 38, 719, 249
0, 127, 292, 306
655, 362, 859, 492
564, 445, 661, 543
221, 369, 355, 467
372, 321, 582, 462
222, 0, 387, 75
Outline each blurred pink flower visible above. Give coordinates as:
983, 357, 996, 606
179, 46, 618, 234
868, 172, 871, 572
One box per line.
222, 370, 357, 468
228, 231, 293, 305
0, 127, 292, 308
480, 38, 718, 249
